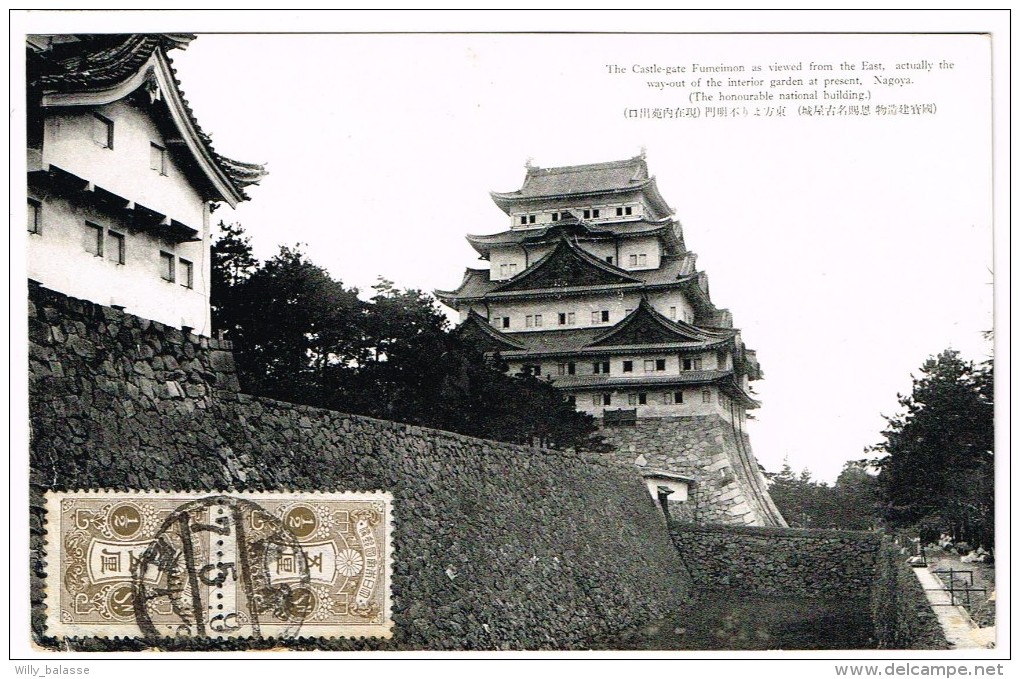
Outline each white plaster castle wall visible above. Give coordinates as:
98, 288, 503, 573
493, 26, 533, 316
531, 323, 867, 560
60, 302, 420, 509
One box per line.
43, 101, 207, 229
27, 190, 211, 334
617, 236, 661, 270
486, 293, 645, 331
33, 101, 213, 334
572, 385, 732, 420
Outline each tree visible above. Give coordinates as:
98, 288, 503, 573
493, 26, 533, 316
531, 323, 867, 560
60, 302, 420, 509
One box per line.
869, 350, 994, 548
223, 243, 365, 400
209, 229, 608, 452
210, 221, 259, 336
766, 460, 881, 530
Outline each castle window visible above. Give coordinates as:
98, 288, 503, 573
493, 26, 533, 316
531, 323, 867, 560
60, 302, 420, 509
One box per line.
520, 215, 528, 225
623, 360, 633, 373
628, 393, 648, 406
557, 362, 576, 376
500, 263, 507, 276
592, 310, 610, 324
159, 251, 175, 282
616, 207, 624, 216
682, 358, 703, 371
593, 393, 611, 406
501, 316, 510, 329
179, 258, 194, 288
525, 314, 543, 328
665, 391, 684, 405
529, 215, 536, 224
150, 142, 167, 175
552, 212, 559, 222
107, 231, 125, 265
628, 254, 647, 267
624, 308, 633, 316
509, 263, 518, 275
644, 359, 666, 373
522, 363, 541, 376
27, 199, 40, 234
702, 388, 712, 403
558, 312, 575, 326
583, 209, 591, 219
84, 222, 103, 257
606, 256, 613, 265
592, 209, 600, 218
625, 206, 632, 216
593, 361, 610, 375
670, 306, 677, 320
91, 113, 113, 148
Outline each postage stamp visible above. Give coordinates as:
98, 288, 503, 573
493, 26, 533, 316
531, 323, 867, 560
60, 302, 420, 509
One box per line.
43, 491, 393, 640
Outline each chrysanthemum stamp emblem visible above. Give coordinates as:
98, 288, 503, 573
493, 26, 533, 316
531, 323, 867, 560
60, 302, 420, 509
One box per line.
44, 491, 393, 640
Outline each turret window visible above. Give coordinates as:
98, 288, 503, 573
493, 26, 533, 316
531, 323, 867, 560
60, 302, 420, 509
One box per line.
27, 199, 41, 234
84, 222, 104, 256
150, 142, 168, 175
592, 310, 610, 324
557, 362, 576, 376
665, 391, 684, 404
623, 361, 633, 373
628, 254, 647, 267
644, 359, 666, 372
107, 231, 125, 265
179, 258, 194, 288
525, 314, 543, 328
593, 361, 610, 375
628, 393, 648, 406
558, 312, 575, 326
682, 358, 703, 371
160, 251, 176, 282
593, 393, 612, 406
91, 113, 114, 149
552, 212, 560, 222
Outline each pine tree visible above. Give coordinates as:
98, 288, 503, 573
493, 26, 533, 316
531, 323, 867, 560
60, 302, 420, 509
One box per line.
870, 350, 994, 548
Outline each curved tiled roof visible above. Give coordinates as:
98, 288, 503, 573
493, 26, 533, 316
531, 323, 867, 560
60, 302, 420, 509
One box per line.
465, 216, 685, 258
29, 34, 266, 201
434, 251, 699, 306
490, 155, 672, 216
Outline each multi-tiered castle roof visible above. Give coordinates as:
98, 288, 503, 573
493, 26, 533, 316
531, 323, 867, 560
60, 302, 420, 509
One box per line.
437, 154, 760, 421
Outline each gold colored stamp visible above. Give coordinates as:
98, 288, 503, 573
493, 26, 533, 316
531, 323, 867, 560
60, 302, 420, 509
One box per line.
44, 491, 393, 640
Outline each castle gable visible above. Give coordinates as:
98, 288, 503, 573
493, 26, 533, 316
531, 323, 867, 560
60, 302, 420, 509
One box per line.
493, 239, 640, 292
454, 311, 526, 351
587, 300, 729, 348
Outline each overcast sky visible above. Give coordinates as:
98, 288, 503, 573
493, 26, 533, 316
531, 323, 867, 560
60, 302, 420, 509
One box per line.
154, 31, 996, 483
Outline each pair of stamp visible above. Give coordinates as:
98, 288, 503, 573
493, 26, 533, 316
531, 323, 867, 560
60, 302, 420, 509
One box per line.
43, 491, 393, 640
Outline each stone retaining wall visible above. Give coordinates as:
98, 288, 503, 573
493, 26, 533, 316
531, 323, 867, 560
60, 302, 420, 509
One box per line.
600, 416, 787, 527
669, 522, 881, 597
28, 285, 689, 650
871, 543, 950, 649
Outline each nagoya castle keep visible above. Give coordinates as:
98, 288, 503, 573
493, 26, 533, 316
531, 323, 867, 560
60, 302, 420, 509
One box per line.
437, 154, 786, 527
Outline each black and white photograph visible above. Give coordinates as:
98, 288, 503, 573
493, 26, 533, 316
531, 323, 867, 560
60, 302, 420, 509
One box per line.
11, 9, 1008, 675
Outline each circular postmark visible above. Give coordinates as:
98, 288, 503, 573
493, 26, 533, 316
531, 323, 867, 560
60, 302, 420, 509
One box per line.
131, 496, 312, 639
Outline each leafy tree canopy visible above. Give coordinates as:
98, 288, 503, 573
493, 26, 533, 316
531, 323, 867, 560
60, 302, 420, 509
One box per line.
868, 349, 994, 548
210, 223, 608, 453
